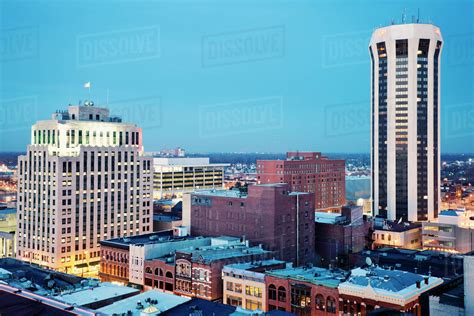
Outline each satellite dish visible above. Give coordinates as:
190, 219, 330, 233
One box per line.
366, 257, 373, 267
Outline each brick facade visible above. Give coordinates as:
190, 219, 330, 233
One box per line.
187, 183, 315, 266
257, 152, 345, 211
265, 274, 340, 315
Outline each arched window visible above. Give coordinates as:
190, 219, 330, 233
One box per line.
154, 268, 160, 276
315, 294, 325, 310
278, 286, 286, 302
327, 296, 337, 313
268, 284, 276, 300
145, 266, 152, 274
166, 271, 173, 278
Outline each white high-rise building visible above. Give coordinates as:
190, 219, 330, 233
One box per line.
16, 102, 153, 275
370, 23, 443, 222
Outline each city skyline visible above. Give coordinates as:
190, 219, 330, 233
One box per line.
1, 1, 473, 154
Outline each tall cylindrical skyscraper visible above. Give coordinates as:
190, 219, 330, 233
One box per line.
369, 23, 443, 222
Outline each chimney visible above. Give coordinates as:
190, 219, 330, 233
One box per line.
424, 276, 429, 285
416, 280, 421, 289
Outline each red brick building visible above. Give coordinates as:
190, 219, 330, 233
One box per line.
264, 266, 346, 315
172, 243, 270, 301
183, 183, 315, 266
143, 257, 175, 292
314, 206, 372, 268
257, 152, 345, 211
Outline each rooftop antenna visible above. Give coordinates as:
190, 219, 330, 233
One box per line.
417, 8, 420, 23
106, 89, 110, 108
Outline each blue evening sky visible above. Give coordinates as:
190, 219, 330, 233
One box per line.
0, 0, 472, 153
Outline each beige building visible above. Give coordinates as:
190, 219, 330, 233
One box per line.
422, 209, 474, 253
373, 220, 422, 249
153, 157, 228, 200
222, 260, 286, 312
16, 102, 153, 275
0, 208, 16, 257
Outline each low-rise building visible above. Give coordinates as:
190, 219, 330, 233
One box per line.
428, 276, 465, 316
338, 266, 443, 315
422, 209, 474, 253
96, 289, 191, 315
184, 183, 316, 266
314, 205, 372, 268
264, 266, 347, 314
0, 258, 140, 310
99, 230, 240, 287
372, 219, 422, 250
99, 230, 174, 284
222, 260, 286, 311
153, 157, 228, 200
173, 242, 271, 301
349, 248, 465, 279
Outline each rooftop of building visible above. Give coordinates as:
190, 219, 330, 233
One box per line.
50, 102, 124, 123
341, 266, 442, 298
152, 157, 229, 167
350, 248, 465, 279
0, 286, 87, 316
223, 259, 286, 272
153, 214, 181, 222
161, 298, 236, 316
99, 230, 175, 249
266, 266, 348, 289
192, 188, 247, 198
54, 282, 139, 308
192, 183, 301, 199
373, 219, 421, 232
314, 211, 347, 224
96, 289, 190, 316
178, 244, 269, 264
0, 258, 86, 295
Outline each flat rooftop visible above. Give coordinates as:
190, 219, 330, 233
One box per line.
0, 258, 85, 294
54, 282, 139, 307
97, 289, 190, 315
266, 266, 348, 289
224, 259, 286, 271
374, 221, 421, 232
192, 189, 247, 198
178, 244, 269, 263
99, 230, 175, 249
341, 267, 443, 297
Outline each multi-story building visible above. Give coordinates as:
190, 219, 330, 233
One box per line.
16, 102, 153, 275
257, 152, 345, 211
370, 23, 443, 222
264, 265, 347, 315
183, 183, 315, 266
173, 242, 270, 301
99, 230, 174, 284
338, 266, 443, 315
152, 157, 228, 200
222, 260, 286, 311
372, 219, 422, 250
314, 205, 372, 268
422, 209, 474, 253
